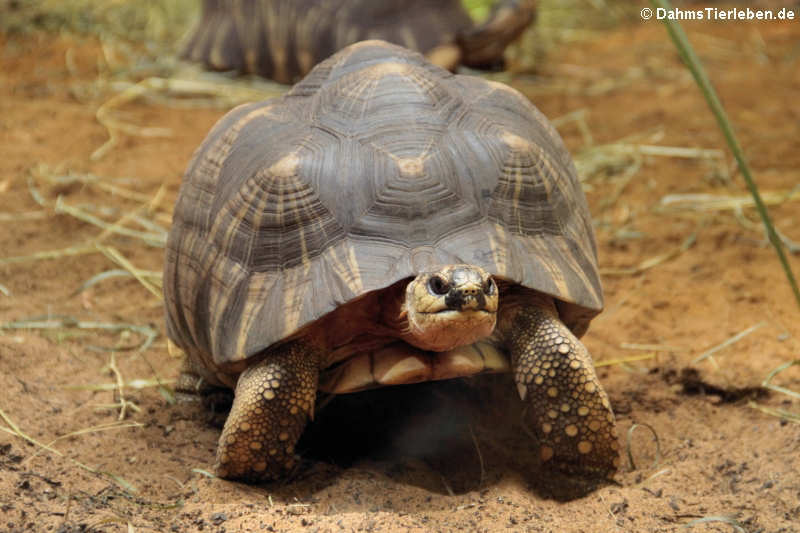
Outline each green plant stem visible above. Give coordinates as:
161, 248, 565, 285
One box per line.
651, 0, 800, 310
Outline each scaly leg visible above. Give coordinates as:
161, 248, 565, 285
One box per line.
500, 304, 619, 478
214, 340, 320, 482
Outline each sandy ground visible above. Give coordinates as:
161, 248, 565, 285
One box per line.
1, 5, 800, 533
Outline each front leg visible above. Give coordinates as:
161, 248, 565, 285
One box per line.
499, 303, 619, 479
214, 339, 321, 482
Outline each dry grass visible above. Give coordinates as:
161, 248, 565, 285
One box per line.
1, 164, 170, 304
1, 0, 198, 51
693, 321, 768, 365
0, 404, 141, 493
748, 360, 800, 425
625, 423, 661, 472
90, 75, 286, 160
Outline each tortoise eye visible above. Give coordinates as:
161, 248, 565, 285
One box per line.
484, 278, 496, 295
427, 276, 450, 295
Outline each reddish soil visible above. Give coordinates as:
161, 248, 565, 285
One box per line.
1, 8, 799, 533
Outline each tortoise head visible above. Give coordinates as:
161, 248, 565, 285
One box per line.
403, 264, 498, 352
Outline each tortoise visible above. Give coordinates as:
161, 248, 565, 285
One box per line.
164, 40, 619, 483
180, 0, 536, 83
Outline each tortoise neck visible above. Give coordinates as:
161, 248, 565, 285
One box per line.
380, 279, 412, 334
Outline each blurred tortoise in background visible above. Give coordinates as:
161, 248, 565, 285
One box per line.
180, 0, 536, 83
164, 40, 619, 483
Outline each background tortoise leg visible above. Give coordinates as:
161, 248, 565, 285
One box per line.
458, 0, 537, 69
175, 357, 232, 427
502, 305, 620, 479
214, 340, 320, 482
175, 355, 214, 397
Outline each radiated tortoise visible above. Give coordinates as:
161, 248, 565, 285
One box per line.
164, 40, 619, 483
181, 0, 536, 83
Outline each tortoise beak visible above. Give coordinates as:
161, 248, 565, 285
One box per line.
444, 283, 487, 311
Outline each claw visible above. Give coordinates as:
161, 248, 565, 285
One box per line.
516, 382, 528, 401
